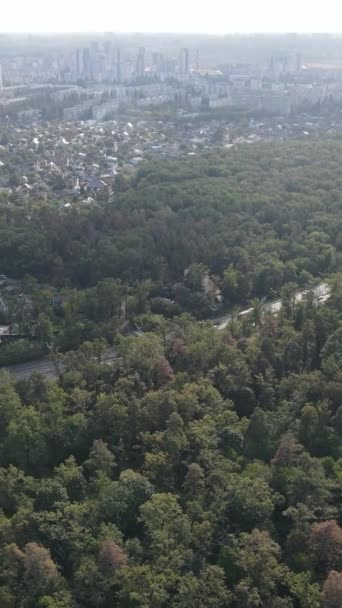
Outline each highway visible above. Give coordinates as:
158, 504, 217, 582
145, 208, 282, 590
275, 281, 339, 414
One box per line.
1, 282, 331, 381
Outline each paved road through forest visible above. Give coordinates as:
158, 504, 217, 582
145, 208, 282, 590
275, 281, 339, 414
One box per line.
1, 282, 331, 380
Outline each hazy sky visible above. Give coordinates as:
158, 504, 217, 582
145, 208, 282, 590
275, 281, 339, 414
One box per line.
3, 0, 342, 34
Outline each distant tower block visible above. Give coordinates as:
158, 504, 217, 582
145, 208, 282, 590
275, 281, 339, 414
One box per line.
195, 49, 200, 73
136, 47, 145, 78
179, 48, 189, 76
0, 64, 3, 89
116, 48, 121, 82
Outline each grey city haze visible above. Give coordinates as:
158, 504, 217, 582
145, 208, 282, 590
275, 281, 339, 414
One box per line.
1, 0, 342, 34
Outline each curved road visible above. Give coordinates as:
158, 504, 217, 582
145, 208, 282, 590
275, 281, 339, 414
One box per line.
1, 282, 331, 381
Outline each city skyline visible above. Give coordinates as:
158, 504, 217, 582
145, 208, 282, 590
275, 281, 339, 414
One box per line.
2, 0, 342, 35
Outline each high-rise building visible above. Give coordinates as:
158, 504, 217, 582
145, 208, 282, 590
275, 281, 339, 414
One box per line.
163, 59, 177, 78
82, 48, 91, 78
195, 49, 200, 73
136, 47, 145, 78
152, 52, 164, 77
75, 49, 84, 76
116, 48, 122, 82
179, 48, 189, 77
0, 64, 3, 89
269, 55, 287, 77
90, 41, 99, 79
103, 41, 115, 76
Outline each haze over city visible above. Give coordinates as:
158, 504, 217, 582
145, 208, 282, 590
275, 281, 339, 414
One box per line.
2, 0, 342, 34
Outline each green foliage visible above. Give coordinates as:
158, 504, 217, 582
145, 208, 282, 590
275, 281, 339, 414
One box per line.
0, 340, 46, 366
0, 144, 342, 607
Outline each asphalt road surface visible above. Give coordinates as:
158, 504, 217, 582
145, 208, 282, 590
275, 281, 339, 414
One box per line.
213, 282, 330, 330
2, 348, 118, 381
4, 357, 57, 380
2, 282, 331, 380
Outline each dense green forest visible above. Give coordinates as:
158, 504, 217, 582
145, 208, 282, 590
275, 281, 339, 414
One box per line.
1, 140, 341, 291
1, 140, 342, 607
0, 278, 342, 607
1, 139, 342, 362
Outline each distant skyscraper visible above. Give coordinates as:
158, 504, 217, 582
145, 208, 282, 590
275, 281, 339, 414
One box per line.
136, 47, 145, 78
195, 49, 200, 73
103, 41, 115, 75
0, 64, 3, 89
152, 52, 164, 77
90, 41, 99, 79
163, 59, 176, 78
82, 48, 91, 78
75, 49, 84, 75
179, 48, 189, 77
270, 55, 287, 77
116, 48, 122, 82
